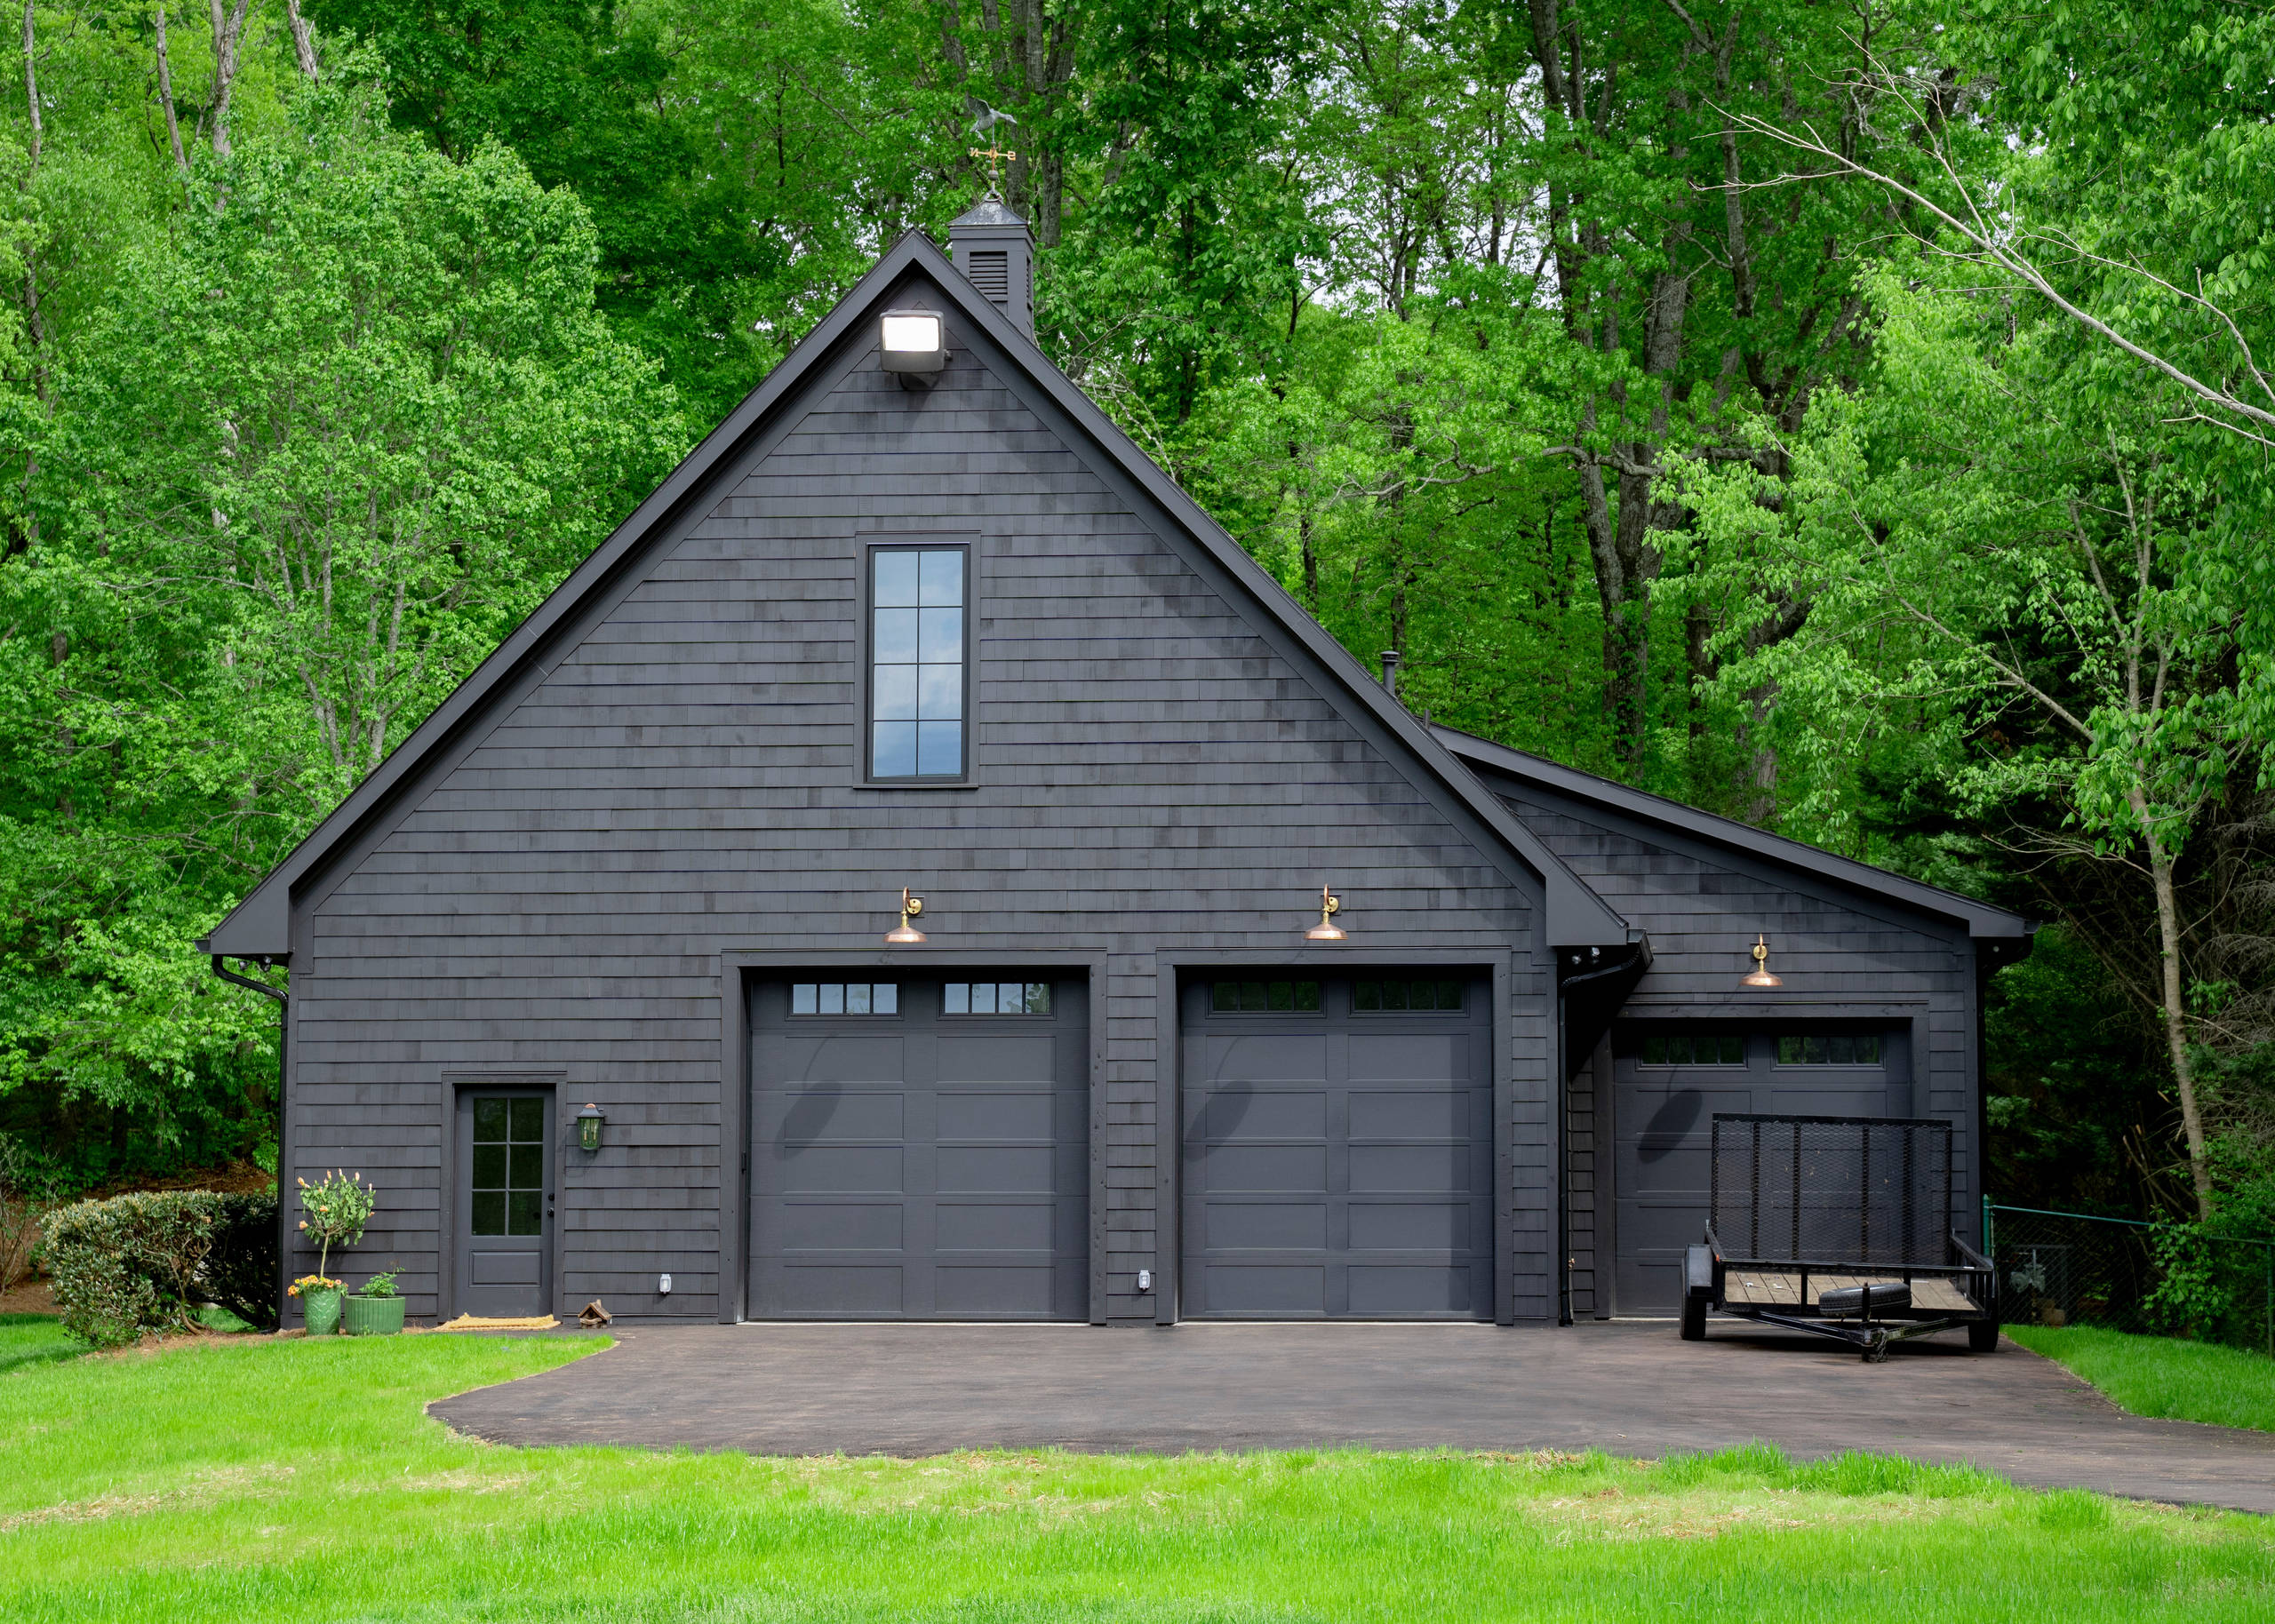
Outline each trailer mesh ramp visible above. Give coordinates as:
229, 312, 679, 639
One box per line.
1711, 1115, 1952, 1268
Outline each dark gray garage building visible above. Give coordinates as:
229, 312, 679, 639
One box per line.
202, 202, 2032, 1327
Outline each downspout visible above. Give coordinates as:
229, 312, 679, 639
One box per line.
210, 954, 288, 1325
1556, 947, 1647, 1327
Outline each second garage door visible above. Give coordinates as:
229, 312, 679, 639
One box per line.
1179, 973, 1494, 1319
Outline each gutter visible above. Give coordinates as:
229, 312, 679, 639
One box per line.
207, 951, 289, 1326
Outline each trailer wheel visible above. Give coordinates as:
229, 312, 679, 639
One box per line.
1968, 1319, 2000, 1353
1680, 1294, 1706, 1341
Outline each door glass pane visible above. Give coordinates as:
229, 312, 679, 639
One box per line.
474, 1098, 508, 1140
470, 1191, 507, 1236
471, 1144, 507, 1190
509, 1143, 544, 1189
509, 1098, 545, 1142
507, 1191, 543, 1236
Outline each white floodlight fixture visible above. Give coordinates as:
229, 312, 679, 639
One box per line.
880, 309, 947, 386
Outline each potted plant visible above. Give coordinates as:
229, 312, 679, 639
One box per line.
293, 1170, 374, 1334
290, 1273, 347, 1336
343, 1270, 405, 1336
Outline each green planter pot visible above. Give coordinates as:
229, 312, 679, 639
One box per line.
342, 1295, 406, 1337
300, 1287, 343, 1337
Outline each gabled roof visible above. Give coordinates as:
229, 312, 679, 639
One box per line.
1436, 726, 2034, 945
204, 227, 1634, 959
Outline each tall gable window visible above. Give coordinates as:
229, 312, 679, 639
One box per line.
869, 545, 967, 779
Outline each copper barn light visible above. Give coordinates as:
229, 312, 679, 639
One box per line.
1742, 934, 1784, 989
885, 888, 928, 945
1305, 885, 1346, 943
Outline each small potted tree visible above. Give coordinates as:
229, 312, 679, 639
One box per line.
291, 1170, 374, 1336
343, 1270, 405, 1336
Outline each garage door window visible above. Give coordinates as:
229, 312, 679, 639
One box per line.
790, 982, 899, 1015
1210, 979, 1321, 1012
1638, 1031, 1744, 1065
946, 981, 1051, 1015
1776, 1032, 1881, 1064
1353, 978, 1464, 1013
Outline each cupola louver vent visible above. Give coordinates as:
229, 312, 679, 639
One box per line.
968, 251, 1009, 303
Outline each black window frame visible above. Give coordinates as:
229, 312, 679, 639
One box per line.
861, 537, 976, 787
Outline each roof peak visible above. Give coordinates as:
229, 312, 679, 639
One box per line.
950, 195, 1028, 229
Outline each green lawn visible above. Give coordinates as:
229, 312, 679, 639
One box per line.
0, 1326, 2268, 1622
0, 1311, 84, 1375
2006, 1324, 2275, 1431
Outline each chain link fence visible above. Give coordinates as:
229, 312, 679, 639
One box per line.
1987, 1203, 2275, 1357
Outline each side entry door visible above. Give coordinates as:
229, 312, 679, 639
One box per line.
456, 1091, 554, 1318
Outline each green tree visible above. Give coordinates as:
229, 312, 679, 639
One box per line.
0, 74, 682, 1182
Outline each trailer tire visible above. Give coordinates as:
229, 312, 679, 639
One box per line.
1968, 1319, 2000, 1353
1680, 1294, 1707, 1341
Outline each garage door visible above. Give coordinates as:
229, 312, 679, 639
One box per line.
747, 974, 1088, 1319
1609, 1024, 1906, 1314
1179, 973, 1493, 1319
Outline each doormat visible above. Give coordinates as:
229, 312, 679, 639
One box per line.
437, 1314, 561, 1333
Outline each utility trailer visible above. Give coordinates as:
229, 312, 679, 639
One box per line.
1681, 1114, 1999, 1363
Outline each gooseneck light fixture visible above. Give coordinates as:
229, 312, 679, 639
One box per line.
1305, 885, 1346, 943
880, 309, 948, 387
886, 887, 928, 945
1742, 933, 1784, 989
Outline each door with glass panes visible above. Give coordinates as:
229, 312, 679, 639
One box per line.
456, 1091, 554, 1318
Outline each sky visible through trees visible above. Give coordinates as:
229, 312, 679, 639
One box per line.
0, 1, 2269, 1238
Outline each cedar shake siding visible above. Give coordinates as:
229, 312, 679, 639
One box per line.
276, 253, 1561, 1326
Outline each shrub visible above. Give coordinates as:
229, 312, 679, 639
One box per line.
207, 1190, 280, 1330
44, 1186, 280, 1346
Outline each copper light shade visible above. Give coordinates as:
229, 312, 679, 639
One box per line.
1742, 933, 1784, 989
1304, 885, 1346, 942
885, 888, 927, 945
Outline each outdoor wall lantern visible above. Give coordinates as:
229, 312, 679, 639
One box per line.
1742, 934, 1784, 989
575, 1103, 607, 1152
1304, 884, 1346, 943
886, 887, 928, 945
880, 309, 948, 386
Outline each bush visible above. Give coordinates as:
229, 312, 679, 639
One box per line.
44, 1187, 279, 1346
206, 1190, 280, 1330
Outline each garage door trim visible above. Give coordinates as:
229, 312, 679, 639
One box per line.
721, 951, 1109, 1325
1158, 951, 1516, 1327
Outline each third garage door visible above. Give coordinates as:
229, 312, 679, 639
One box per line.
1179, 973, 1493, 1319
1609, 1023, 1908, 1314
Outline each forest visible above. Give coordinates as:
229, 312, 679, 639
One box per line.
0, 0, 2266, 1248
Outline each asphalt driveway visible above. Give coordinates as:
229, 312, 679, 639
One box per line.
429, 1320, 2275, 1514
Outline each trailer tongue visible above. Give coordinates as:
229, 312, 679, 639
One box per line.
1681, 1115, 1999, 1363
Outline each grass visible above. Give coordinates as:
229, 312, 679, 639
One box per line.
2006, 1324, 2275, 1431
0, 1331, 2268, 1622
0, 1312, 84, 1375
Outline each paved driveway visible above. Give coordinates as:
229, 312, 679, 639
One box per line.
430, 1320, 2275, 1513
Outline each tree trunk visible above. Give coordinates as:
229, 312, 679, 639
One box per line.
208, 0, 250, 160
2137, 795, 2216, 1221
284, 0, 319, 80
155, 7, 189, 172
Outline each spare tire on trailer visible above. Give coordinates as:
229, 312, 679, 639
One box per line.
1680, 1294, 1707, 1341
1968, 1318, 2000, 1352
1818, 1282, 1911, 1318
